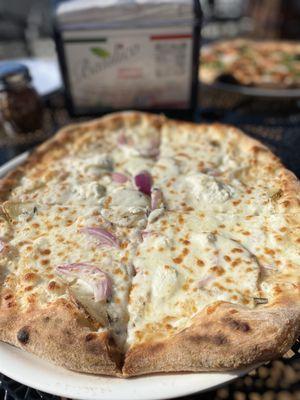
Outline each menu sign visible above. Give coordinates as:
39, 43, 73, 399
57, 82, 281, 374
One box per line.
55, 1, 201, 116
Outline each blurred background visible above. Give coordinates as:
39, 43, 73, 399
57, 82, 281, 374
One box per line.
1, 0, 300, 61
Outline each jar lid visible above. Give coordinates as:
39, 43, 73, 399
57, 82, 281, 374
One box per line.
0, 62, 31, 88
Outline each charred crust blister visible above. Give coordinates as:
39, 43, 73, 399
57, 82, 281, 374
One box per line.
149, 342, 164, 353
188, 334, 229, 346
212, 334, 229, 345
17, 327, 30, 344
85, 333, 97, 342
222, 317, 251, 332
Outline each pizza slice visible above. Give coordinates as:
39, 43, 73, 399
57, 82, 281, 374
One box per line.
0, 202, 139, 375
152, 120, 299, 215
124, 211, 300, 375
0, 113, 162, 206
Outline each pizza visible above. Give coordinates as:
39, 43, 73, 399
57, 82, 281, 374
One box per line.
0, 111, 299, 377
200, 39, 300, 89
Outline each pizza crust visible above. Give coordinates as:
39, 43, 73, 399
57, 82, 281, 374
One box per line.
124, 296, 300, 376
0, 297, 122, 375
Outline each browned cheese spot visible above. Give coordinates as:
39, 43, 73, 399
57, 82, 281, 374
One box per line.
23, 272, 37, 281
211, 266, 225, 276
231, 248, 243, 254
120, 242, 128, 249
178, 215, 185, 224
103, 196, 112, 208
231, 258, 242, 267
209, 140, 220, 147
264, 247, 275, 256
40, 249, 51, 255
186, 207, 194, 211
173, 257, 182, 264
206, 302, 222, 315
48, 281, 60, 291
182, 247, 189, 256
114, 268, 123, 275
271, 189, 283, 202
197, 258, 205, 267
242, 231, 251, 236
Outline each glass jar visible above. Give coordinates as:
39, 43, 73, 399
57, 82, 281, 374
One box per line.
0, 62, 44, 134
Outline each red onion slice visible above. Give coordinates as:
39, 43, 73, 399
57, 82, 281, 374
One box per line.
134, 171, 152, 196
81, 227, 119, 248
0, 239, 7, 253
261, 264, 276, 271
56, 263, 112, 302
151, 188, 163, 210
117, 131, 127, 146
202, 168, 221, 177
111, 172, 129, 183
197, 275, 214, 288
141, 230, 151, 240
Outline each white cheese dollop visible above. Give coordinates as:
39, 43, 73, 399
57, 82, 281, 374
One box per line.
185, 173, 235, 204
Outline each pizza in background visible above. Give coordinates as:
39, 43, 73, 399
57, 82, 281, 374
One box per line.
200, 39, 300, 89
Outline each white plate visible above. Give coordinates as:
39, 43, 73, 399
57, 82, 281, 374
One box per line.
0, 152, 254, 400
